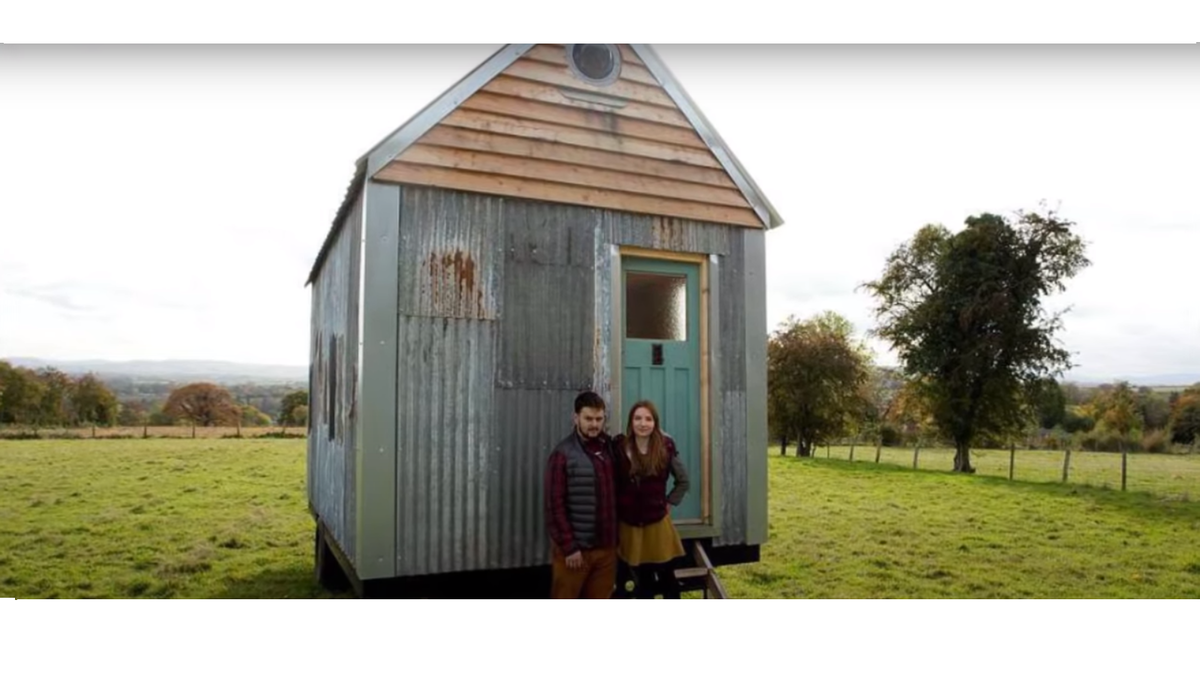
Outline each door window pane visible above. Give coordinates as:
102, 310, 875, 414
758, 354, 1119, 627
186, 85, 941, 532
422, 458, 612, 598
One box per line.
625, 272, 687, 341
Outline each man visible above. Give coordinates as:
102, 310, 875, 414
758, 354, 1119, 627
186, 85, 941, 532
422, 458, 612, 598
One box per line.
544, 391, 619, 599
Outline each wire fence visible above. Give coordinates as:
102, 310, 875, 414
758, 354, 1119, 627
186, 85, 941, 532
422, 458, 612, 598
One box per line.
793, 442, 1200, 501
0, 425, 307, 440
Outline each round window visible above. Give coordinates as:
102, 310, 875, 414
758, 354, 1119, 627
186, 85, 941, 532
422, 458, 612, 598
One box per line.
566, 44, 622, 86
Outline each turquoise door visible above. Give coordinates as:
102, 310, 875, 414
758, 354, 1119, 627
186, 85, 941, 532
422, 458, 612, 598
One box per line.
621, 256, 703, 523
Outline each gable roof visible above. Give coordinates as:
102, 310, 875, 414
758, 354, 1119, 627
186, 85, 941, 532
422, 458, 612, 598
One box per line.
307, 44, 783, 286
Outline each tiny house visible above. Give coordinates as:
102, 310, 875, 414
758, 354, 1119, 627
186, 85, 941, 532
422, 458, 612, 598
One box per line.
305, 44, 783, 597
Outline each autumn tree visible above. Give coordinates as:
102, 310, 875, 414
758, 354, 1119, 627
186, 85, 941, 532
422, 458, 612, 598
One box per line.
1169, 384, 1200, 446
861, 367, 902, 449
118, 401, 150, 427
164, 383, 239, 435
71, 373, 119, 427
1092, 381, 1141, 439
862, 206, 1090, 472
887, 377, 938, 446
240, 405, 272, 427
768, 312, 873, 457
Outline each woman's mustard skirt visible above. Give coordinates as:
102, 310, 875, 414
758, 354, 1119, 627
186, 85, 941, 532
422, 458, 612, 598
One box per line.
618, 513, 686, 566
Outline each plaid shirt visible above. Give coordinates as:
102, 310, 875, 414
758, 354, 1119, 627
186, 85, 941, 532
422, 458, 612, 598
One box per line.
545, 431, 618, 555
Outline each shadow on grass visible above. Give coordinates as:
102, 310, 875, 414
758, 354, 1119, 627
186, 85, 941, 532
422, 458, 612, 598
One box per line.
782, 455, 1200, 526
215, 563, 555, 599
215, 564, 352, 599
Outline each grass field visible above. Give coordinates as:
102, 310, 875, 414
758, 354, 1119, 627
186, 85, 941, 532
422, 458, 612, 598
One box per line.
0, 438, 342, 599
808, 444, 1200, 499
3, 438, 1200, 599
0, 426, 307, 440
720, 454, 1200, 598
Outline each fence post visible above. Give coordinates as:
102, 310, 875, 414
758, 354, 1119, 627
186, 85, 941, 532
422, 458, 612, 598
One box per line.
1061, 448, 1071, 483
1009, 443, 1015, 481
849, 438, 856, 462
912, 443, 920, 470
875, 440, 882, 464
1121, 442, 1128, 491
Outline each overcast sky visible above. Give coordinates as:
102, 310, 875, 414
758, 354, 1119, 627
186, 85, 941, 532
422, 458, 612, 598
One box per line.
1, 45, 1196, 382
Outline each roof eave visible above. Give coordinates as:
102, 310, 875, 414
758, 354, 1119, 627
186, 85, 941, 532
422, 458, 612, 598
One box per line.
631, 44, 785, 230
306, 44, 536, 287
363, 44, 535, 177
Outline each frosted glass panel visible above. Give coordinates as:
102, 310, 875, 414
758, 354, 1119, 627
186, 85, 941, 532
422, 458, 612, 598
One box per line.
625, 272, 687, 341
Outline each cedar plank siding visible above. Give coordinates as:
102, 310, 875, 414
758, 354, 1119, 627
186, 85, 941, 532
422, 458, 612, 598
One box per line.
377, 44, 763, 229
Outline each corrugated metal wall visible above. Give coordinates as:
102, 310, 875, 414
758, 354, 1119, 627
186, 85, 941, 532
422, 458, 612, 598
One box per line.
393, 189, 601, 575
387, 186, 755, 576
308, 190, 361, 562
717, 230, 748, 546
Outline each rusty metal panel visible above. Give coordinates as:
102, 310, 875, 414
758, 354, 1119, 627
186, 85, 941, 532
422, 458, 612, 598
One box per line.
490, 388, 581, 569
394, 315, 497, 576
397, 186, 502, 320
497, 199, 598, 390
604, 211, 732, 256
308, 189, 361, 562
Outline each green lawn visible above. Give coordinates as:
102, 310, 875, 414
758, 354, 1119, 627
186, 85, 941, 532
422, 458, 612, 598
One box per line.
810, 444, 1200, 498
0, 438, 342, 599
719, 454, 1200, 598
3, 438, 1199, 599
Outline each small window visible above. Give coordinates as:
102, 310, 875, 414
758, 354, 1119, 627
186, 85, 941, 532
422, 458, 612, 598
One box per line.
625, 272, 687, 341
566, 44, 622, 87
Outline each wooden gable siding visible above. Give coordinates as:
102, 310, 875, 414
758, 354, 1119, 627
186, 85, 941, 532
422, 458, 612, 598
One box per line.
376, 44, 764, 229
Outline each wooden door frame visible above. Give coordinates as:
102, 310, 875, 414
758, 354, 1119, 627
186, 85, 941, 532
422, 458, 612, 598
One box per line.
610, 245, 714, 529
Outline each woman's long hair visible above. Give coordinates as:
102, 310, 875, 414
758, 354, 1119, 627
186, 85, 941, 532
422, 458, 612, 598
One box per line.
624, 400, 668, 478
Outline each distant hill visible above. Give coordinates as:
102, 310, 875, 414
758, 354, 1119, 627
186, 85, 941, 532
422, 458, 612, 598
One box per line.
1063, 373, 1200, 388
1, 357, 307, 385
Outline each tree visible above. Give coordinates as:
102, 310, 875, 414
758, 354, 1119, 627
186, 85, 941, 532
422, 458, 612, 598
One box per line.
862, 206, 1090, 472
1137, 387, 1171, 431
1062, 408, 1096, 434
767, 311, 873, 457
36, 367, 74, 427
280, 390, 309, 428
148, 405, 177, 427
118, 401, 150, 427
240, 405, 272, 427
887, 377, 938, 447
291, 404, 309, 428
0, 361, 47, 427
862, 367, 902, 449
164, 383, 239, 433
1031, 378, 1067, 430
1169, 385, 1200, 446
71, 374, 120, 427
1092, 381, 1141, 439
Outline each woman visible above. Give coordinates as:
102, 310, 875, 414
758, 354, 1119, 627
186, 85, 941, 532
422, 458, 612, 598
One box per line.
613, 400, 690, 599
